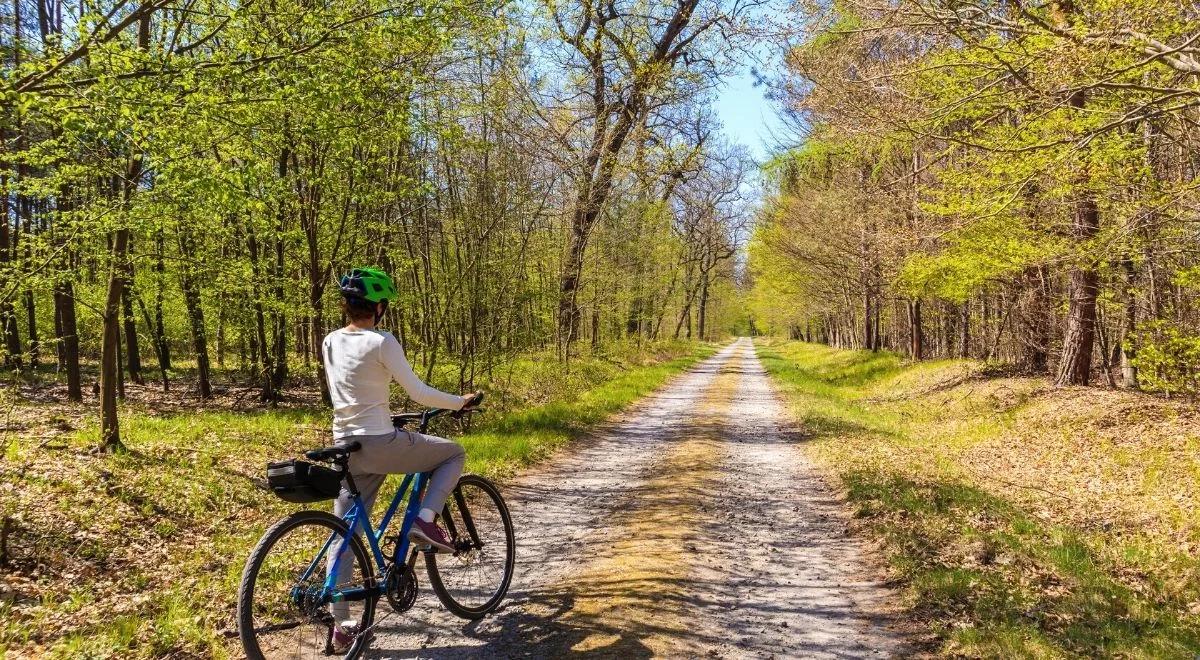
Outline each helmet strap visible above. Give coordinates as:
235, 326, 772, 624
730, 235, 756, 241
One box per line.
374, 300, 389, 326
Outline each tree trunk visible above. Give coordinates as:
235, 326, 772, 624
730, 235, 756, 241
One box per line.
558, 96, 650, 355
269, 146, 290, 395
246, 228, 276, 402
863, 289, 873, 350
979, 296, 992, 359
216, 303, 226, 369
271, 306, 288, 392
590, 307, 601, 350
673, 267, 701, 340
959, 299, 970, 359
0, 300, 19, 368
152, 229, 170, 374
180, 269, 212, 399
303, 204, 331, 405
1055, 195, 1101, 386
0, 161, 20, 369
312, 310, 329, 404
121, 261, 143, 385
873, 300, 882, 351
135, 291, 169, 391
1019, 265, 1051, 373
1120, 257, 1139, 389
117, 320, 126, 401
1053, 61, 1101, 386
908, 298, 923, 360
558, 210, 591, 353
23, 289, 37, 369
53, 283, 65, 370
7, 8, 28, 371
99, 228, 129, 451
53, 281, 82, 401
100, 10, 149, 450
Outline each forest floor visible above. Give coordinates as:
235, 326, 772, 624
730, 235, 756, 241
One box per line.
757, 339, 1200, 658
368, 337, 905, 658
0, 341, 711, 658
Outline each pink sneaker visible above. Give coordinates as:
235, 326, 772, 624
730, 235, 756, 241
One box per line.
409, 518, 455, 553
331, 623, 358, 654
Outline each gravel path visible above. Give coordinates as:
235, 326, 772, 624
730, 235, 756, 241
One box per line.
367, 338, 904, 658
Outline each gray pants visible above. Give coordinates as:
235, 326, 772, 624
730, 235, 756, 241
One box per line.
328, 428, 465, 620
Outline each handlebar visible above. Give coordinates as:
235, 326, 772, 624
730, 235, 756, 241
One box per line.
391, 394, 485, 432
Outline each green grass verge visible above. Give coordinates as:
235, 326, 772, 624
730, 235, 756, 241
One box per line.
0, 341, 716, 658
755, 339, 1200, 659
460, 348, 716, 476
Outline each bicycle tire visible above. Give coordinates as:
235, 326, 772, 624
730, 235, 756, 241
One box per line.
425, 474, 515, 620
238, 510, 377, 660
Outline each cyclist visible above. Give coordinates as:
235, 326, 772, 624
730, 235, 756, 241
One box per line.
323, 267, 480, 645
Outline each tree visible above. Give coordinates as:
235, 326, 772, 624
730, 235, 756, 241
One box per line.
537, 0, 752, 353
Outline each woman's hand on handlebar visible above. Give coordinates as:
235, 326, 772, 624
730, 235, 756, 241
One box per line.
461, 390, 484, 409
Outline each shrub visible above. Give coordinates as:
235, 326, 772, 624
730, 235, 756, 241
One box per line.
1131, 320, 1200, 397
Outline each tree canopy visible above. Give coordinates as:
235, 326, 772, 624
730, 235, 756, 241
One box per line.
748, 0, 1200, 391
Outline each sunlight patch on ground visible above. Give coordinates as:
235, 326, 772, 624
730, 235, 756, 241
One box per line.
524, 363, 738, 655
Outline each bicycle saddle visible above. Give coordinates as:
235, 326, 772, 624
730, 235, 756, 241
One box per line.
305, 441, 362, 462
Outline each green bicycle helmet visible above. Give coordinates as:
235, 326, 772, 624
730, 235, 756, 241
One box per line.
339, 267, 397, 303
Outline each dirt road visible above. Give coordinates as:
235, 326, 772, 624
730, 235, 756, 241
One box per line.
369, 338, 903, 658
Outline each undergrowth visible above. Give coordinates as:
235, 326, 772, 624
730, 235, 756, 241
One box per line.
756, 339, 1200, 659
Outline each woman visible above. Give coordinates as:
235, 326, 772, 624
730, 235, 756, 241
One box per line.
324, 267, 479, 646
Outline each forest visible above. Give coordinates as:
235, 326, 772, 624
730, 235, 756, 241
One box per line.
748, 0, 1200, 394
4, 0, 1200, 656
8, 0, 1198, 438
0, 0, 752, 449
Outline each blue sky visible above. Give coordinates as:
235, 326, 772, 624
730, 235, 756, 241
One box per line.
713, 64, 787, 162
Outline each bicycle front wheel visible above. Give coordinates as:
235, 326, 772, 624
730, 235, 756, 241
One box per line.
238, 510, 377, 660
426, 474, 515, 619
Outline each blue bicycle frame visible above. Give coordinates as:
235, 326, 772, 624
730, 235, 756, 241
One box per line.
296, 470, 429, 606
289, 406, 477, 609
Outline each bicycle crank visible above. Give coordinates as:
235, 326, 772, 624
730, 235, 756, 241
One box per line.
385, 564, 418, 613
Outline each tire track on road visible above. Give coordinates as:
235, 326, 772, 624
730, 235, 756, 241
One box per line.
369, 339, 903, 658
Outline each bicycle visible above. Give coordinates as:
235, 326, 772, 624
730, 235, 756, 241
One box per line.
237, 407, 516, 659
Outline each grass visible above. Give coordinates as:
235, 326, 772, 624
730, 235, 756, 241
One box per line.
460, 347, 714, 475
0, 340, 715, 658
755, 339, 1200, 659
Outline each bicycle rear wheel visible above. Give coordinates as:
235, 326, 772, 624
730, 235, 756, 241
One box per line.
238, 510, 377, 659
426, 474, 515, 619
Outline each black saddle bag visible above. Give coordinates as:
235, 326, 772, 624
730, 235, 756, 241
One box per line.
266, 459, 345, 503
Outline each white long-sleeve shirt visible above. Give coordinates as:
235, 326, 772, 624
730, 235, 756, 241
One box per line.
322, 328, 466, 438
